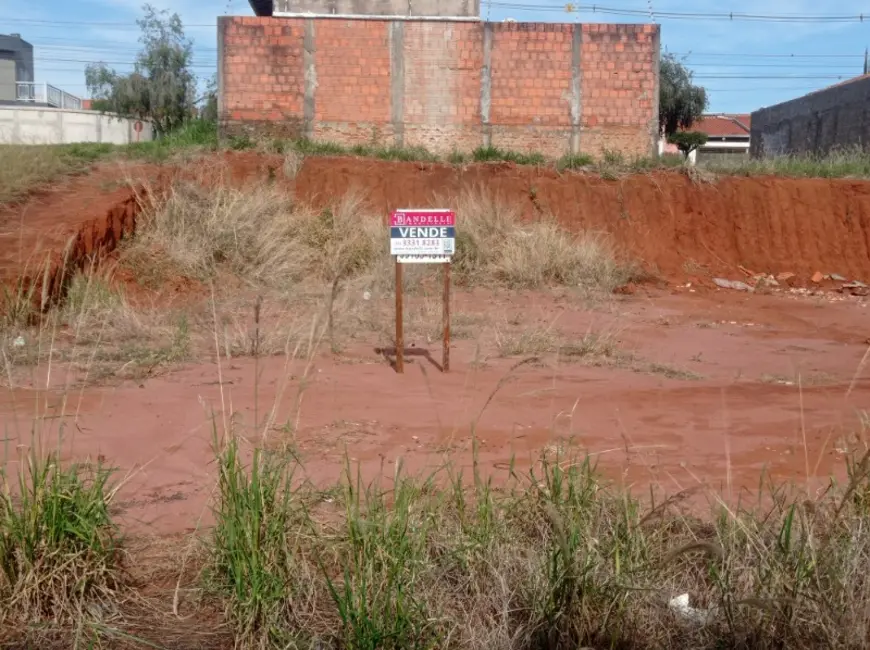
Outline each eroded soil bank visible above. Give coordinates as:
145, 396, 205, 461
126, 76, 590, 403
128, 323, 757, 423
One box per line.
4, 152, 870, 293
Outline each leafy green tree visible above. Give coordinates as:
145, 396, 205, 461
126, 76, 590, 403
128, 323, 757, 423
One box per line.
85, 4, 196, 136
659, 53, 708, 137
667, 131, 709, 158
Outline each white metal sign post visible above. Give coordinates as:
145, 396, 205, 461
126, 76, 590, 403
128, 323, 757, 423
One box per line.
390, 209, 455, 373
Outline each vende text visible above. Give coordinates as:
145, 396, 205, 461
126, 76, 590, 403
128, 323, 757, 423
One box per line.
396, 227, 450, 238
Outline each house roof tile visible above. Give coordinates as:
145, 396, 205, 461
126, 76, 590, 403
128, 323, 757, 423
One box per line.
686, 114, 751, 138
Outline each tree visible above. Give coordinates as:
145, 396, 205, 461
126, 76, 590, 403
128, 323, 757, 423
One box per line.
86, 4, 196, 136
659, 53, 708, 137
200, 74, 218, 122
667, 131, 708, 158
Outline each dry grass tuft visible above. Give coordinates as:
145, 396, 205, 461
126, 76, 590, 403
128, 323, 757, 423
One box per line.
123, 181, 386, 292
494, 320, 623, 364
450, 188, 636, 292
125, 181, 632, 297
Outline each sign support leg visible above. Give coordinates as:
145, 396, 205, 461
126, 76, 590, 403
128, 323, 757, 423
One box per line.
395, 257, 404, 374
443, 261, 450, 372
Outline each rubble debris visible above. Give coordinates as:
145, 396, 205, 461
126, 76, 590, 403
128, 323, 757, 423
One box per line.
713, 278, 754, 292
752, 274, 779, 288
668, 593, 716, 626
811, 271, 824, 283
841, 281, 870, 296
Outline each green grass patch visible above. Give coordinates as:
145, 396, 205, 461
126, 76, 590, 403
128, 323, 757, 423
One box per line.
703, 146, 870, 179
472, 145, 546, 166
285, 137, 440, 162
0, 119, 220, 203
556, 153, 594, 171
209, 434, 870, 649
0, 142, 116, 205
124, 118, 219, 161
0, 448, 122, 628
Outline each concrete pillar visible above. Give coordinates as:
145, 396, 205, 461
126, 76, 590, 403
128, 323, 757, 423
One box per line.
650, 25, 661, 158
217, 16, 226, 133
11, 109, 21, 143
303, 19, 317, 139
570, 26, 582, 155
389, 21, 405, 147
480, 22, 493, 148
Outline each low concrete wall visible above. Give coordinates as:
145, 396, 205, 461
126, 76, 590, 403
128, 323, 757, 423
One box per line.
0, 105, 153, 145
750, 76, 870, 157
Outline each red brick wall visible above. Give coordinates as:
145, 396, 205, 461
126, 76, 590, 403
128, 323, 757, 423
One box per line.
220, 18, 306, 137
489, 23, 574, 157
580, 23, 658, 157
311, 19, 392, 144
218, 16, 659, 158
402, 21, 483, 153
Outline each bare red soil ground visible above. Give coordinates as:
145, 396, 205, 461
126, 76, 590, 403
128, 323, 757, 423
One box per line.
1, 152, 870, 536
1, 286, 867, 535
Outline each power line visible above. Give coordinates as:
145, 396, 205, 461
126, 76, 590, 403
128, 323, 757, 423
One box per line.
704, 86, 826, 92
673, 52, 863, 59
488, 2, 870, 22
33, 57, 217, 68
5, 4, 870, 25
693, 74, 853, 79
676, 63, 863, 69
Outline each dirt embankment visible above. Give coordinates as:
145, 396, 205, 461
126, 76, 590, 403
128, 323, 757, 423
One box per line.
3, 152, 870, 297
0, 164, 160, 309
291, 157, 870, 284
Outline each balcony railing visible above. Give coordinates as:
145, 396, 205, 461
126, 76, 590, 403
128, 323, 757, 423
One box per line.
15, 82, 83, 110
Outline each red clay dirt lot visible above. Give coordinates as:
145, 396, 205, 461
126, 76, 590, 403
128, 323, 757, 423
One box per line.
1, 152, 870, 536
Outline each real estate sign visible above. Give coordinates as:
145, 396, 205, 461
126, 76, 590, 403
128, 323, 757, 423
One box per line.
390, 209, 455, 262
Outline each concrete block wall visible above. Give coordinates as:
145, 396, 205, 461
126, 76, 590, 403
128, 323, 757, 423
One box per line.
0, 106, 153, 145
750, 76, 870, 157
218, 16, 660, 158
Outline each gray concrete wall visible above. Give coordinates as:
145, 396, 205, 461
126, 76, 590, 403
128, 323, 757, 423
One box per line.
750, 76, 870, 157
0, 105, 154, 145
0, 60, 14, 102
273, 0, 480, 16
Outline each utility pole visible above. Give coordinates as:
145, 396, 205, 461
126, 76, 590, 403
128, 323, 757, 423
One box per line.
864, 47, 869, 75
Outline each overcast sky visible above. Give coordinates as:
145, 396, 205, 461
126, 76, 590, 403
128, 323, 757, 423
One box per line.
3, 0, 868, 114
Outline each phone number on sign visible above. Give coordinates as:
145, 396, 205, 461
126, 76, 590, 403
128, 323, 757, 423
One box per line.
390, 238, 455, 255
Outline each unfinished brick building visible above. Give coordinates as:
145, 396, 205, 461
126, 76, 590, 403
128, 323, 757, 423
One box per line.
218, 7, 660, 158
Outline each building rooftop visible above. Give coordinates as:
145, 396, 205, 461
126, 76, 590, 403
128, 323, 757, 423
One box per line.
687, 114, 751, 138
